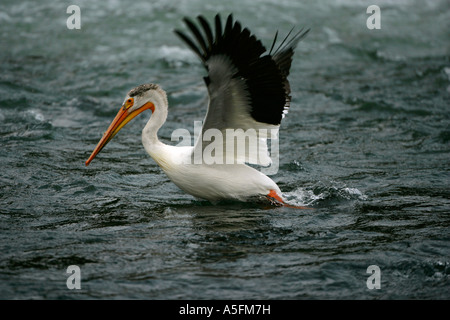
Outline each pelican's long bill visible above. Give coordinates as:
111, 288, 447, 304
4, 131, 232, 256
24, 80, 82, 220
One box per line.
85, 100, 154, 166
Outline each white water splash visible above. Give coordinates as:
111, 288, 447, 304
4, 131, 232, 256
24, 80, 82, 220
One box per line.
25, 109, 45, 122
283, 184, 368, 207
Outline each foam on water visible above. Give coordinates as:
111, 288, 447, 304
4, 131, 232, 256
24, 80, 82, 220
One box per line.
283, 184, 368, 207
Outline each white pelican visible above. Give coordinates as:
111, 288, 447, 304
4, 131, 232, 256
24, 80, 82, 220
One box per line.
86, 14, 309, 208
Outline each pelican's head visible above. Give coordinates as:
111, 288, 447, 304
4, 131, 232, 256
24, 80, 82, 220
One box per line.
85, 84, 163, 166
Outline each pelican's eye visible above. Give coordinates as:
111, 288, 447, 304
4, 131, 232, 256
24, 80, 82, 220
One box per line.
124, 97, 134, 109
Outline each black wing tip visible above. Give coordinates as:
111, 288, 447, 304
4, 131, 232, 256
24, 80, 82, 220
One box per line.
269, 27, 310, 80
175, 14, 309, 58
173, 29, 205, 62
290, 27, 310, 48
174, 13, 266, 64
173, 14, 230, 60
270, 27, 310, 56
174, 14, 308, 126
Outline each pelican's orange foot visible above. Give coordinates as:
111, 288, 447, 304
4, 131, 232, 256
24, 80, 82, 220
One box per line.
266, 189, 311, 209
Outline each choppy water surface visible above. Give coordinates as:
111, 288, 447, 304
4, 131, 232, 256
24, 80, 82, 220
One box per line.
1, 0, 449, 299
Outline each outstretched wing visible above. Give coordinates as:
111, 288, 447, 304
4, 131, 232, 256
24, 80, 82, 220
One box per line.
174, 14, 309, 166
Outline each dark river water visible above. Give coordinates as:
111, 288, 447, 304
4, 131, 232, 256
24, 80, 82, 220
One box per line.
1, 0, 449, 299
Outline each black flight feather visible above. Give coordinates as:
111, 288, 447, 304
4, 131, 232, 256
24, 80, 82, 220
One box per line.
174, 14, 309, 126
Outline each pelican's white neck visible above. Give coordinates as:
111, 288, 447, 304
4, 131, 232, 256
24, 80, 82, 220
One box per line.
141, 86, 170, 166
141, 88, 167, 140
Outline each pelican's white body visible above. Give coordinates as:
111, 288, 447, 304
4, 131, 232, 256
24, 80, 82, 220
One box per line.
144, 142, 281, 202
139, 90, 281, 202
